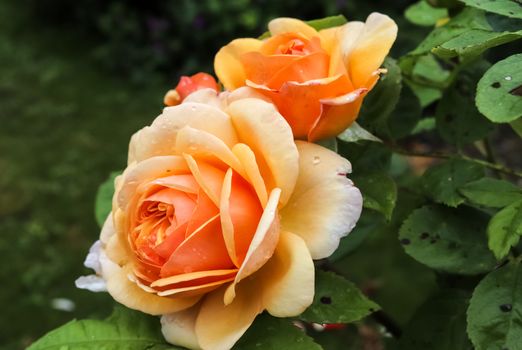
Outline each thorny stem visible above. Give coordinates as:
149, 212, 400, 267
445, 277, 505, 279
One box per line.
391, 147, 522, 178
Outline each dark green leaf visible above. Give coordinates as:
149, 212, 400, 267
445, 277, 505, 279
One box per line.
487, 199, 522, 259
467, 261, 522, 350
337, 122, 382, 143
460, 0, 522, 20
28, 306, 177, 350
460, 177, 522, 208
476, 53, 522, 123
329, 211, 384, 262
398, 290, 473, 349
305, 15, 348, 31
422, 159, 485, 207
436, 60, 495, 146
511, 117, 522, 137
405, 1, 448, 27
258, 15, 347, 39
432, 29, 522, 59
399, 204, 496, 274
352, 172, 397, 220
94, 171, 119, 227
299, 271, 380, 324
358, 58, 403, 137
316, 137, 338, 152
235, 313, 322, 350
387, 84, 423, 139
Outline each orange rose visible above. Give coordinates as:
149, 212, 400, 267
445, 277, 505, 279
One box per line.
214, 14, 397, 141
77, 88, 362, 350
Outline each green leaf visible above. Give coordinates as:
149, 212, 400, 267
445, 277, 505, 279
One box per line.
387, 84, 423, 139
328, 210, 384, 262
405, 1, 448, 27
467, 261, 522, 350
412, 117, 437, 134
337, 122, 382, 143
305, 15, 348, 31
476, 54, 522, 123
432, 29, 522, 59
352, 172, 397, 220
358, 58, 404, 138
435, 60, 495, 146
397, 290, 473, 349
412, 54, 451, 86
459, 177, 522, 208
487, 199, 522, 260
399, 204, 496, 274
258, 15, 347, 39
300, 271, 380, 324
421, 159, 485, 207
316, 137, 338, 152
94, 171, 119, 227
235, 313, 322, 350
460, 0, 522, 20
511, 118, 522, 137
28, 306, 177, 350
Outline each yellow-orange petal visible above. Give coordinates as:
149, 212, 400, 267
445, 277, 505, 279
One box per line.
268, 17, 318, 39
231, 143, 268, 207
99, 250, 199, 315
214, 38, 263, 90
129, 103, 237, 163
224, 188, 280, 305
183, 155, 226, 208
117, 156, 190, 209
219, 169, 239, 266
162, 306, 201, 350
161, 215, 235, 276
281, 141, 362, 259
227, 98, 298, 206
341, 13, 398, 88
259, 231, 314, 317
195, 282, 263, 350
176, 126, 246, 178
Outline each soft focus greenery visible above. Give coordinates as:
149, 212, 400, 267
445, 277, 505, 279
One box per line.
1, 0, 521, 349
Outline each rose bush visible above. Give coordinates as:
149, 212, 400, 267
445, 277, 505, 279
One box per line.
214, 14, 397, 141
77, 87, 362, 350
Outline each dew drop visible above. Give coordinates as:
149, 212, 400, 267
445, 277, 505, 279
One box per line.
312, 156, 321, 165
505, 76, 512, 81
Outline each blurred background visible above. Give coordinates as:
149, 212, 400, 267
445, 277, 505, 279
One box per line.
0, 0, 453, 348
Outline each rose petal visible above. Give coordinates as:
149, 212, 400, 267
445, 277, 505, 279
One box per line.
75, 275, 107, 292
162, 306, 201, 350
129, 103, 237, 163
214, 38, 264, 90
341, 13, 398, 88
231, 143, 268, 207
281, 141, 362, 259
176, 126, 246, 178
161, 215, 235, 277
183, 155, 226, 207
259, 231, 314, 317
118, 156, 190, 209
227, 98, 298, 205
224, 188, 280, 305
268, 17, 318, 39
195, 282, 263, 350
100, 250, 199, 315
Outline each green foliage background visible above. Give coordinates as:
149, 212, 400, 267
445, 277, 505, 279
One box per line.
1, 0, 521, 349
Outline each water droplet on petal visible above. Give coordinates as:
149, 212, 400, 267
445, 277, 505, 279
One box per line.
313, 156, 321, 165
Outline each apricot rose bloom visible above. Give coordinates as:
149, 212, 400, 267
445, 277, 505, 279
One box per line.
214, 14, 397, 142
78, 88, 362, 350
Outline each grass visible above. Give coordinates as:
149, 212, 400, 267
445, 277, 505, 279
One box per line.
0, 3, 173, 348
